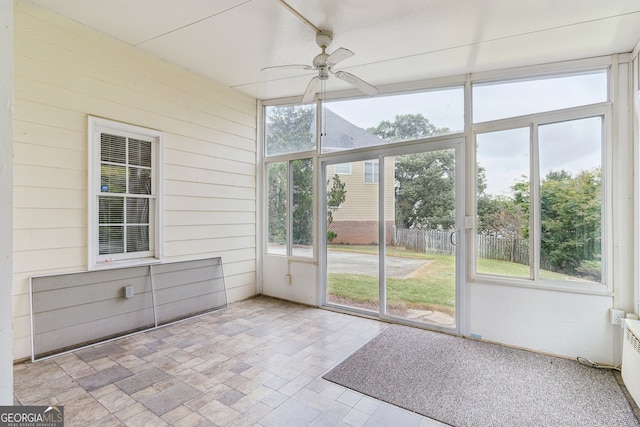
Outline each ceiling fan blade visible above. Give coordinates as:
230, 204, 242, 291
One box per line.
302, 76, 320, 103
334, 71, 378, 96
326, 47, 354, 67
261, 64, 312, 72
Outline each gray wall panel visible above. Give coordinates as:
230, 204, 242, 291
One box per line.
33, 266, 150, 291
151, 258, 227, 324
156, 293, 228, 324
34, 293, 154, 334
30, 257, 226, 360
32, 275, 152, 312
35, 308, 155, 356
152, 263, 223, 289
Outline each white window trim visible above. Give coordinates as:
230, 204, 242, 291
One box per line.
88, 116, 164, 270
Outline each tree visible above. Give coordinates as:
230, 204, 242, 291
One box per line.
511, 177, 531, 239
326, 174, 347, 242
368, 114, 457, 231
477, 196, 526, 239
477, 174, 530, 241
539, 169, 601, 278
394, 151, 456, 230
266, 106, 315, 155
506, 169, 602, 278
367, 113, 449, 142
476, 195, 528, 262
267, 162, 287, 245
291, 159, 313, 246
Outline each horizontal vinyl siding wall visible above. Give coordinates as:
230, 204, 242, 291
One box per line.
12, 2, 257, 360
330, 161, 395, 222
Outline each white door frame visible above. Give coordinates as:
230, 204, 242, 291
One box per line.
319, 136, 466, 335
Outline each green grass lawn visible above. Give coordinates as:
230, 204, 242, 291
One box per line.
328, 245, 455, 313
327, 245, 577, 313
476, 257, 584, 281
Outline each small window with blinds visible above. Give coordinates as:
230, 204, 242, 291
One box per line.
88, 117, 163, 268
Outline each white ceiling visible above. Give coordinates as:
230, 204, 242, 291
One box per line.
27, 0, 640, 101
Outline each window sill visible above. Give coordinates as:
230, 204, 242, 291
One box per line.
470, 274, 612, 296
90, 257, 162, 271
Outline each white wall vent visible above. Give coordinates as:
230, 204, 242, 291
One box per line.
622, 319, 640, 406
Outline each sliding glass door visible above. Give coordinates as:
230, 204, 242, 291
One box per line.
323, 140, 464, 332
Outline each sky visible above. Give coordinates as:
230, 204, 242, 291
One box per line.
324, 71, 606, 196
477, 117, 602, 196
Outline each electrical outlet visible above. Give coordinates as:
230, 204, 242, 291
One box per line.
124, 285, 134, 299
609, 308, 624, 325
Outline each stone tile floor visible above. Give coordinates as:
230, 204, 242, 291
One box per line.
14, 296, 445, 426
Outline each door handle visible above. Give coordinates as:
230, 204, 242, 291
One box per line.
450, 230, 459, 246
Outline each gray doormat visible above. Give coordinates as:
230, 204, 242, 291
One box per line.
323, 325, 639, 427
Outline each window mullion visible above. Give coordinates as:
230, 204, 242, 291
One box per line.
287, 160, 293, 257
125, 137, 130, 194
530, 124, 540, 281
124, 138, 129, 254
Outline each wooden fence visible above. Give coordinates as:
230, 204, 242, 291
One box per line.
476, 234, 529, 264
391, 227, 529, 265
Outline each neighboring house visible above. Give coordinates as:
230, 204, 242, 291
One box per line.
322, 109, 396, 245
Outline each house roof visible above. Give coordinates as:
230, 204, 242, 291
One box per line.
314, 108, 385, 151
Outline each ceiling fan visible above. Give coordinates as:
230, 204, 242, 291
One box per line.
262, 30, 378, 103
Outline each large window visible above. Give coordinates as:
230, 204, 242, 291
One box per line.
476, 128, 531, 279
322, 87, 464, 153
88, 117, 162, 268
266, 159, 314, 258
262, 66, 612, 291
472, 71, 607, 123
538, 118, 602, 281
473, 71, 607, 285
264, 102, 316, 257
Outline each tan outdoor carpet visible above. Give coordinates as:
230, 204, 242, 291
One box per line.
323, 324, 640, 427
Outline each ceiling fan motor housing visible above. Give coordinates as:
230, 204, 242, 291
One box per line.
316, 31, 333, 49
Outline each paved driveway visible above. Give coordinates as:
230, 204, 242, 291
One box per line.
327, 250, 427, 278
